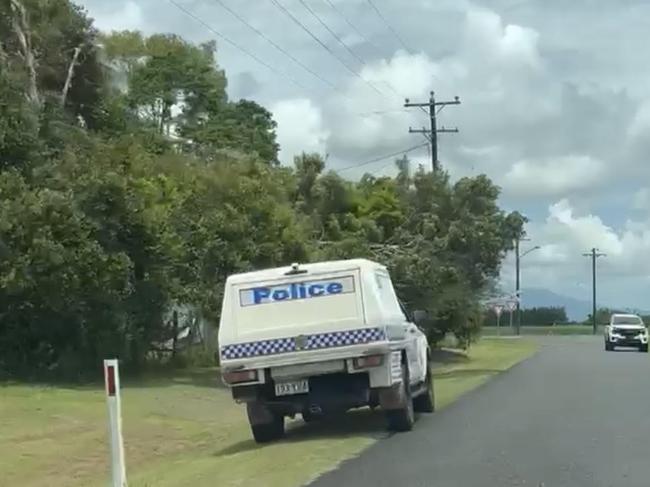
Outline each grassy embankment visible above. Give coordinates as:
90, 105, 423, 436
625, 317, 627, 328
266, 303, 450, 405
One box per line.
1, 338, 536, 487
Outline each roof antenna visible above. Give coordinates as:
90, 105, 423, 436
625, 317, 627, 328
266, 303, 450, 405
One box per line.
285, 262, 307, 276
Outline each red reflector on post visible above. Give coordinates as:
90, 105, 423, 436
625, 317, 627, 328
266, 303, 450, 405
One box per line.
353, 355, 384, 369
106, 365, 116, 396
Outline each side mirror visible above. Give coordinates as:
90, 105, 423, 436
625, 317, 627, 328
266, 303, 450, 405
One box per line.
413, 310, 428, 324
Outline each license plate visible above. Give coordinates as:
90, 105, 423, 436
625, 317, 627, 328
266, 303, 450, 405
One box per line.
275, 379, 309, 396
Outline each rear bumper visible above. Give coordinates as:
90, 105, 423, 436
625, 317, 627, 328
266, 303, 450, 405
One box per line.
235, 372, 373, 414
229, 350, 403, 411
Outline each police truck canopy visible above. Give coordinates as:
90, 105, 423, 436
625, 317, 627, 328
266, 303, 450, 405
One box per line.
218, 259, 405, 347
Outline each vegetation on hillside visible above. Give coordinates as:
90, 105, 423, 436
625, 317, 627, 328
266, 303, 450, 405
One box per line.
0, 0, 524, 377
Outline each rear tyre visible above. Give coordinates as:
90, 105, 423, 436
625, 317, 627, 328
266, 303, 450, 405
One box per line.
247, 403, 285, 443
413, 360, 435, 413
302, 410, 324, 423
386, 362, 415, 432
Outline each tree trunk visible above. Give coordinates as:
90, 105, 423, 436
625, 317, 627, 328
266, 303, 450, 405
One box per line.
61, 46, 82, 107
171, 310, 179, 358
10, 0, 40, 107
0, 40, 7, 66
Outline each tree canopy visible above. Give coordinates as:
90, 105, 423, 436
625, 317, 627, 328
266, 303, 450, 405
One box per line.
0, 0, 523, 377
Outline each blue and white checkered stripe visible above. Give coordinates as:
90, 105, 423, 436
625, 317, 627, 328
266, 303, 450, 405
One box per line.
220, 327, 386, 360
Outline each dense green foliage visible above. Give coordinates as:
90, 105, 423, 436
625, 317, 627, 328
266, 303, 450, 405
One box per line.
0, 0, 523, 377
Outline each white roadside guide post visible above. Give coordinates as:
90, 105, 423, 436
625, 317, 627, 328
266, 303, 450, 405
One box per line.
493, 304, 503, 335
104, 359, 128, 487
506, 299, 518, 330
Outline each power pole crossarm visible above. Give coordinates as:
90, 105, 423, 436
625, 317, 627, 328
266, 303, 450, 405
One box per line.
403, 99, 461, 108
435, 100, 462, 107
404, 91, 461, 173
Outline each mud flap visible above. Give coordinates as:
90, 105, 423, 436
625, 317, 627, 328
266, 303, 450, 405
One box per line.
378, 351, 408, 410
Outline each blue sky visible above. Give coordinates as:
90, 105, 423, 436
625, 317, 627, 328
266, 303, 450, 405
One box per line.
78, 0, 650, 309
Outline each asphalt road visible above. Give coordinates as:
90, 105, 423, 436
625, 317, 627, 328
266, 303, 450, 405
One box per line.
309, 336, 650, 487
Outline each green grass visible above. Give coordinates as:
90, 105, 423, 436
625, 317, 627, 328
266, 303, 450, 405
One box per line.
1, 339, 536, 487
482, 325, 602, 336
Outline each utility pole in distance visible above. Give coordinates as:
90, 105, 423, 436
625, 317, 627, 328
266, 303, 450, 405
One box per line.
515, 237, 523, 335
582, 248, 606, 335
515, 238, 540, 335
404, 91, 460, 172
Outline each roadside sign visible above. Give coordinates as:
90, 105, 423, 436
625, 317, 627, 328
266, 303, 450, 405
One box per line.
491, 304, 504, 317
505, 300, 518, 312
104, 359, 127, 487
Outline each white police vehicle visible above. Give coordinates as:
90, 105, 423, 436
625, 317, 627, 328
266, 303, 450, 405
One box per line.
218, 259, 434, 443
604, 313, 649, 352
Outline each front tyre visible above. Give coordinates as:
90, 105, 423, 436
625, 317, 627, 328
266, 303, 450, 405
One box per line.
605, 341, 613, 351
386, 361, 415, 432
639, 344, 648, 353
413, 360, 435, 413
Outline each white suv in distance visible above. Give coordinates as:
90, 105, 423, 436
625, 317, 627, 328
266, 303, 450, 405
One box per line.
604, 314, 648, 352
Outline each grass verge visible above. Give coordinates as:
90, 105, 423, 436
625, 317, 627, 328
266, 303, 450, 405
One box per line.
482, 325, 601, 336
1, 339, 536, 487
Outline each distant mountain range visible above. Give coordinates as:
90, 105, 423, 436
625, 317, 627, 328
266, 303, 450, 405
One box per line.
520, 288, 591, 321
520, 288, 650, 322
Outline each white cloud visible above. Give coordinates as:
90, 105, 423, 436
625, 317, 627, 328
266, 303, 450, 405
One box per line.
272, 99, 330, 164
502, 199, 650, 308
360, 51, 444, 98
543, 199, 623, 256
503, 155, 606, 198
464, 8, 542, 71
88, 1, 143, 32
627, 100, 650, 140
633, 188, 650, 211
324, 5, 551, 169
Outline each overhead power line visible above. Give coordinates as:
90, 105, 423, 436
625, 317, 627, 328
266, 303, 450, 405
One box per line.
337, 142, 428, 173
166, 0, 307, 91
373, 157, 403, 177
365, 0, 412, 53
211, 0, 340, 93
320, 0, 411, 98
353, 108, 412, 117
269, 0, 387, 99
321, 0, 387, 58
299, 0, 364, 66
300, 0, 402, 99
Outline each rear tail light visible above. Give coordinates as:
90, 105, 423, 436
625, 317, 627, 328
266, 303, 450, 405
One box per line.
353, 355, 384, 369
223, 369, 258, 384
